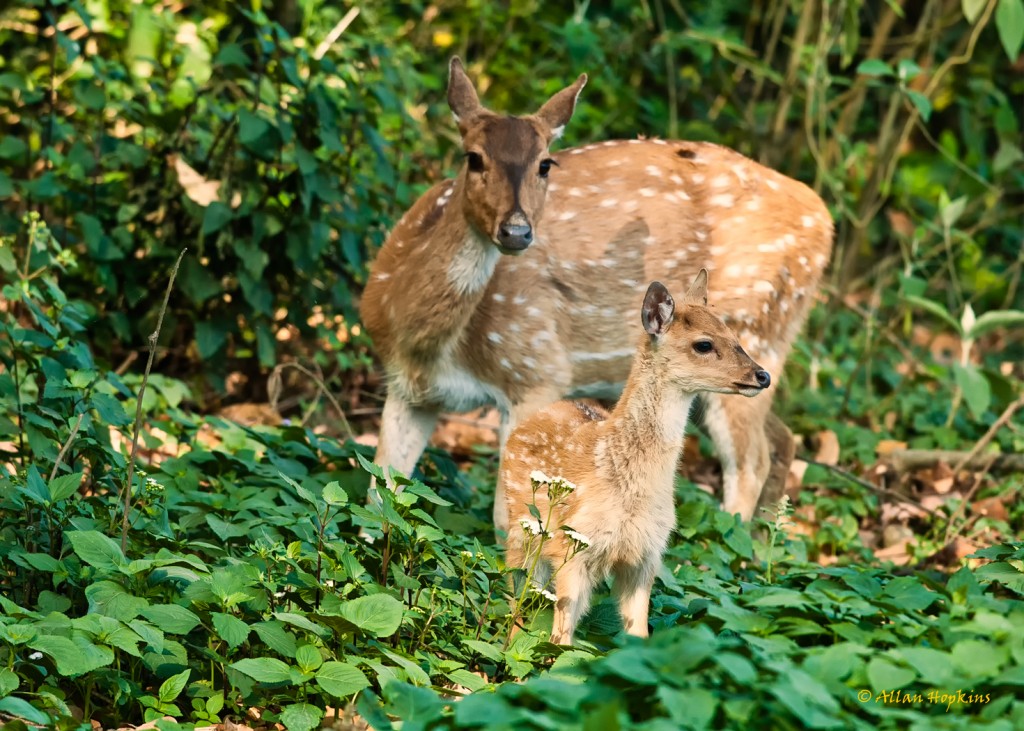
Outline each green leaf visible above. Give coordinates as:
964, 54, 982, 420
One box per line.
967, 310, 1024, 340
0, 697, 49, 725
158, 669, 190, 703
238, 109, 274, 151
334, 594, 404, 637
658, 686, 717, 729
953, 363, 991, 419
906, 90, 932, 121
48, 470, 84, 502
962, 0, 987, 22
316, 661, 370, 698
85, 580, 150, 620
445, 668, 488, 692
201, 202, 233, 236
140, 604, 202, 635
68, 531, 126, 572
29, 635, 114, 676
230, 657, 292, 684
0, 667, 19, 696
195, 321, 228, 360
211, 612, 250, 649
253, 621, 298, 658
996, 0, 1024, 61
902, 294, 961, 333
939, 194, 968, 230
866, 657, 916, 692
462, 639, 503, 663
322, 481, 348, 506
951, 638, 1008, 678
295, 644, 323, 673
383, 682, 444, 723
856, 59, 893, 76
279, 703, 323, 731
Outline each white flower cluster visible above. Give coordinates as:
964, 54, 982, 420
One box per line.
529, 470, 577, 498
530, 585, 558, 603
144, 476, 164, 492
519, 518, 553, 538
563, 528, 591, 547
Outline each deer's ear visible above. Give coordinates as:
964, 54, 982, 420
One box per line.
683, 268, 709, 306
641, 281, 675, 337
535, 73, 587, 139
448, 57, 482, 129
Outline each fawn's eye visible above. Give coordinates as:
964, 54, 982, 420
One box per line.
693, 340, 714, 354
538, 158, 557, 178
466, 152, 484, 173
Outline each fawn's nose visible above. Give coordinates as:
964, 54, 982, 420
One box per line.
754, 370, 771, 388
497, 223, 533, 251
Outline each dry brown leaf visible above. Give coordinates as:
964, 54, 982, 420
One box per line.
874, 538, 913, 566
814, 430, 840, 466
170, 154, 222, 206
876, 439, 907, 456
971, 495, 1009, 522
787, 458, 808, 490
218, 402, 283, 427
126, 718, 177, 731
430, 408, 500, 455
921, 493, 953, 513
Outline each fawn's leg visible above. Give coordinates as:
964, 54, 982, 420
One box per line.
550, 559, 592, 646
613, 562, 657, 638
369, 393, 439, 506
756, 410, 796, 512
702, 391, 774, 521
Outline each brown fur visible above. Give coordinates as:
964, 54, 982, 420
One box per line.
360, 58, 833, 527
501, 274, 767, 644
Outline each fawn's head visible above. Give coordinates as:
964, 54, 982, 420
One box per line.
641, 271, 770, 397
447, 57, 587, 254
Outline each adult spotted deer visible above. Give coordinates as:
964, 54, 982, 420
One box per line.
501, 272, 768, 644
360, 58, 833, 532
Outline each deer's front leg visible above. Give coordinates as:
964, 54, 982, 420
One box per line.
550, 558, 592, 646
369, 392, 440, 506
613, 561, 656, 638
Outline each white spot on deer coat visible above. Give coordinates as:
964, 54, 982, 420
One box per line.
709, 193, 735, 208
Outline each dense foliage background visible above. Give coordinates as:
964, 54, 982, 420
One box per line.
1, 0, 1022, 729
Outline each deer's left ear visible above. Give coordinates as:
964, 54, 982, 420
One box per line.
642, 281, 675, 337
683, 268, 709, 306
535, 73, 587, 139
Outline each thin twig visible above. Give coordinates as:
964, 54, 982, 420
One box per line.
313, 6, 360, 60
121, 248, 186, 552
943, 455, 999, 545
952, 395, 1024, 474
267, 362, 356, 441
801, 457, 938, 516
49, 413, 84, 482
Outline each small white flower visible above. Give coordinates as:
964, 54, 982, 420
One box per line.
530, 585, 558, 603
461, 550, 474, 558
29, 651, 43, 660
274, 591, 286, 599
519, 518, 552, 538
564, 529, 591, 547
530, 470, 553, 484
553, 477, 577, 493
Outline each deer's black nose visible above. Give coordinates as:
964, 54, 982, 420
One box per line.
498, 223, 533, 251
755, 370, 771, 388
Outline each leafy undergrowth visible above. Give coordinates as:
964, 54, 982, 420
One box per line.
3, 226, 1024, 730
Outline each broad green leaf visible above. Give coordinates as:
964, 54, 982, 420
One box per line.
658, 686, 717, 729
29, 635, 114, 676
906, 90, 932, 121
211, 612, 250, 649
892, 647, 954, 685
462, 639, 503, 663
962, 0, 987, 22
86, 581, 149, 620
866, 657, 916, 692
158, 669, 190, 703
295, 644, 323, 673
322, 481, 348, 506
996, 0, 1024, 61
229, 657, 292, 684
316, 661, 370, 698
0, 667, 19, 696
902, 294, 961, 333
48, 470, 84, 502
279, 703, 322, 731
953, 364, 991, 419
274, 612, 331, 638
253, 621, 298, 658
445, 668, 488, 693
335, 594, 404, 637
0, 697, 49, 725
967, 310, 1024, 340
940, 194, 967, 230
140, 604, 201, 635
855, 59, 893, 76
201, 202, 233, 235
951, 639, 1008, 678
383, 681, 444, 723
67, 531, 125, 572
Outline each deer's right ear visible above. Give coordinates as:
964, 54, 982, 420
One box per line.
535, 73, 587, 139
641, 281, 675, 337
448, 57, 482, 128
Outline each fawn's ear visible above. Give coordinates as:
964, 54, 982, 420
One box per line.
448, 57, 483, 128
641, 281, 675, 337
683, 268, 709, 306
535, 73, 588, 140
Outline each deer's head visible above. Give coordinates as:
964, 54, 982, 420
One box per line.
641, 271, 771, 397
447, 57, 587, 254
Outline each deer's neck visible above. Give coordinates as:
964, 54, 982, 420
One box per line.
602, 342, 695, 491
384, 176, 500, 361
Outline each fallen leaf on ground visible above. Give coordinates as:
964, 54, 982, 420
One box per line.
814, 430, 840, 465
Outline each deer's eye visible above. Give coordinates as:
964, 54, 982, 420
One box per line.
538, 158, 557, 178
693, 340, 714, 354
466, 152, 484, 173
